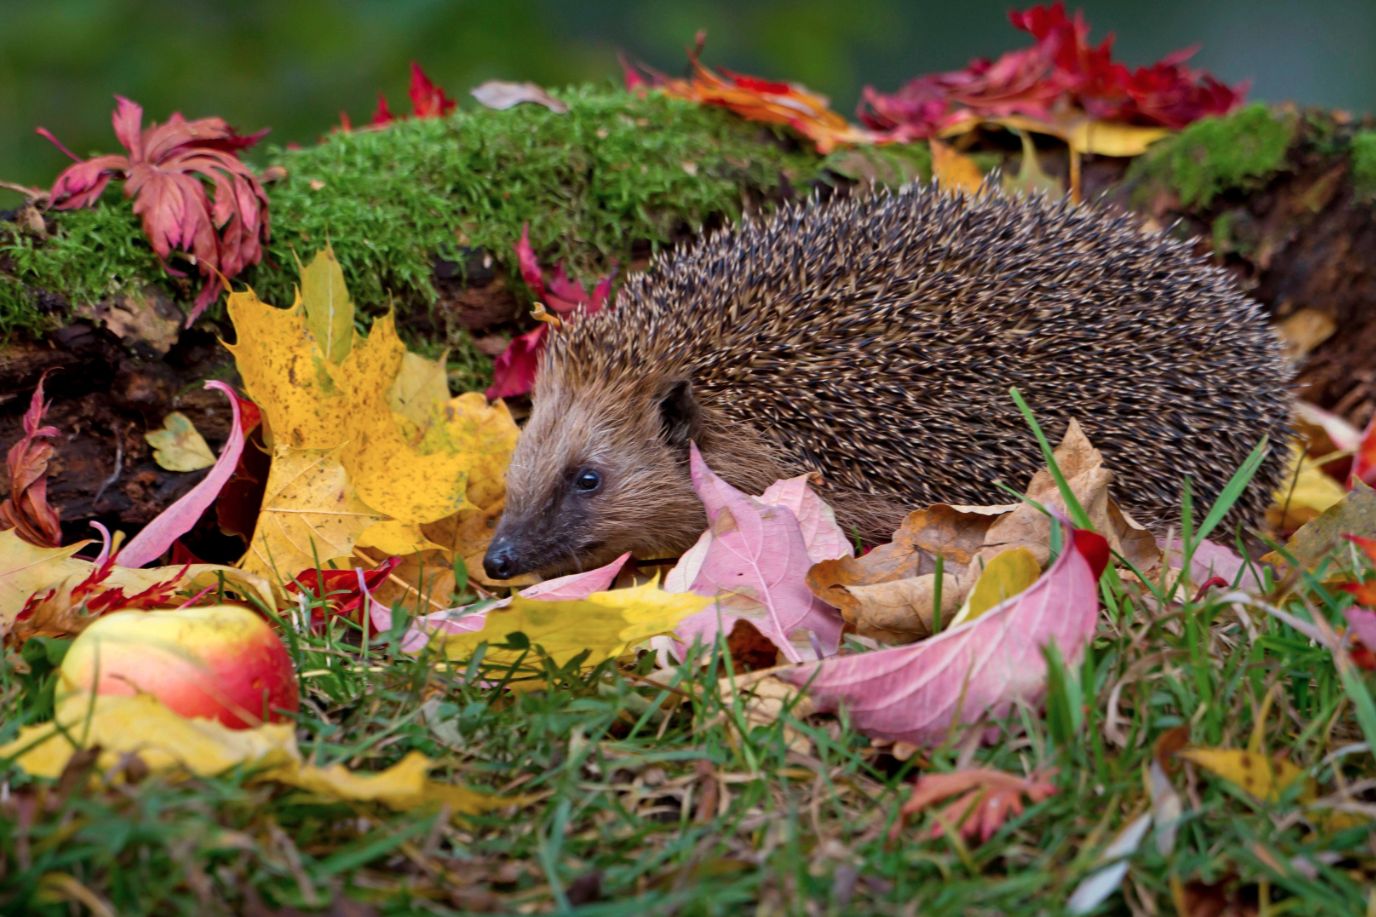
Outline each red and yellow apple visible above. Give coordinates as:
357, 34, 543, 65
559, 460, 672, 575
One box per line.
59, 604, 299, 728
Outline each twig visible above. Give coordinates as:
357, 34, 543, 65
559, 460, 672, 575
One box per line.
0, 179, 48, 202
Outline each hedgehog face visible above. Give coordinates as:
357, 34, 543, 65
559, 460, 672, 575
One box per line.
484, 377, 708, 580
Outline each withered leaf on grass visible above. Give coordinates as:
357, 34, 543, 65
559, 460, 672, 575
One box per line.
1264, 481, 1376, 571
0, 694, 503, 816
808, 420, 1156, 643
784, 525, 1109, 748
895, 767, 1058, 843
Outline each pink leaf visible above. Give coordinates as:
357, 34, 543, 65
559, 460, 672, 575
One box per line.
381, 553, 632, 654
116, 381, 248, 567
758, 474, 853, 564
668, 446, 844, 662
782, 526, 1107, 747
1347, 607, 1376, 653
1353, 412, 1376, 489
1158, 534, 1266, 594
470, 80, 569, 113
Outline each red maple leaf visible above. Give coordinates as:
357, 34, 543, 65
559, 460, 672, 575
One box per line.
355, 63, 456, 130
286, 556, 402, 629
38, 97, 270, 324
487, 225, 615, 400
0, 373, 62, 547
859, 3, 1243, 137
408, 62, 457, 118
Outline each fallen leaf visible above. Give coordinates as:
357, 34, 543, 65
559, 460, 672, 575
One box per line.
1268, 448, 1347, 533
427, 579, 709, 671
1002, 130, 1064, 197
407, 61, 457, 118
895, 767, 1058, 843
286, 555, 402, 630
119, 382, 249, 567
0, 694, 502, 816
1179, 747, 1310, 804
4, 527, 274, 646
224, 262, 519, 582
859, 4, 1242, 139
1275, 308, 1336, 361
1353, 412, 1376, 489
950, 547, 1041, 628
80, 287, 183, 355
1263, 481, 1376, 570
384, 553, 631, 654
487, 225, 614, 400
39, 96, 269, 322
929, 138, 985, 193
471, 80, 569, 113
145, 411, 216, 472
1344, 607, 1376, 670
0, 373, 62, 547
626, 33, 884, 154
1066, 812, 1153, 914
807, 420, 1155, 643
668, 446, 845, 663
783, 525, 1108, 747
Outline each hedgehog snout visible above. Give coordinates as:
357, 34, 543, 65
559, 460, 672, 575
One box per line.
483, 534, 524, 580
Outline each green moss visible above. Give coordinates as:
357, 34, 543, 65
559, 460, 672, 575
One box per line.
1, 86, 827, 337
1127, 104, 1295, 209
1350, 131, 1376, 202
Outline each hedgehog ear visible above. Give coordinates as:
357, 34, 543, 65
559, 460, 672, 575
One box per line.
658, 379, 700, 447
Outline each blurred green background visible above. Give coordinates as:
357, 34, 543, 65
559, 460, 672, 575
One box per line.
3, 0, 1374, 205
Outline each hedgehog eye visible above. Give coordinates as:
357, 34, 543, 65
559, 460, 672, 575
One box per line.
572, 468, 602, 494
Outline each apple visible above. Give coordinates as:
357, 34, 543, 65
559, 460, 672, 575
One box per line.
59, 604, 299, 728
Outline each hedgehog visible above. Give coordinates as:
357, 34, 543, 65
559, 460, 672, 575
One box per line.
483, 184, 1294, 581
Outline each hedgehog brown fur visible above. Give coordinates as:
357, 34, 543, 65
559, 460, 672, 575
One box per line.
483, 184, 1294, 580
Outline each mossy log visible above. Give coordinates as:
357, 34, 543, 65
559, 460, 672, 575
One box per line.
0, 94, 1373, 548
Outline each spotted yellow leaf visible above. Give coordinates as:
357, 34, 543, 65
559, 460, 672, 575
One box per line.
1, 694, 503, 815
432, 580, 710, 669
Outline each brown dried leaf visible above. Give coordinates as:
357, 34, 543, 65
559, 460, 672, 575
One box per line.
807, 421, 1157, 643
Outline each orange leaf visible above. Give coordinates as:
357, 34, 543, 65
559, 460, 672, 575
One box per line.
894, 767, 1058, 844
929, 138, 985, 194
626, 36, 883, 154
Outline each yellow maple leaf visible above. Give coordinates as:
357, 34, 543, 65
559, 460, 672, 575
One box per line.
225, 286, 351, 451
430, 580, 710, 669
0, 694, 503, 815
0, 532, 89, 629
226, 252, 519, 584
239, 448, 391, 582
